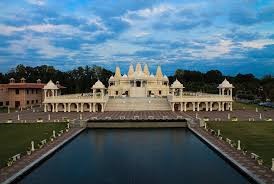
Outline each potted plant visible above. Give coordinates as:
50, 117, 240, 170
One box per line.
257, 158, 263, 165
26, 147, 32, 155
6, 158, 13, 167
242, 148, 247, 155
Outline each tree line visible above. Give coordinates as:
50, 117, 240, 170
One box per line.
0, 64, 273, 101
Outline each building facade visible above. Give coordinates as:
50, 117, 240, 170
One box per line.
43, 63, 234, 112
108, 63, 169, 97
0, 78, 45, 108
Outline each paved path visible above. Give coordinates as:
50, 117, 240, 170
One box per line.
0, 128, 84, 184
1, 109, 273, 123
191, 127, 274, 184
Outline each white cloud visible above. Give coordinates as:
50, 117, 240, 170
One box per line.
0, 24, 25, 36
26, 0, 46, 6
7, 35, 74, 59
240, 39, 274, 49
189, 39, 235, 59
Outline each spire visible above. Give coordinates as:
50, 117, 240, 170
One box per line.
143, 64, 150, 76
135, 63, 142, 73
114, 66, 121, 78
156, 65, 163, 78
128, 64, 134, 77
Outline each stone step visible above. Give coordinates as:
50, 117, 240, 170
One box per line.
105, 97, 171, 111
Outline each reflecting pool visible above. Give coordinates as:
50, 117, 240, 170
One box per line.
18, 129, 253, 184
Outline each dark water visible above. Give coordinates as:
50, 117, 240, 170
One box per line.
18, 129, 252, 184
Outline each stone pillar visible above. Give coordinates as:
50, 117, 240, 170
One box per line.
237, 140, 241, 150
218, 102, 221, 111
230, 102, 233, 111
180, 89, 183, 98
93, 103, 96, 112
48, 114, 51, 121
80, 103, 84, 112
210, 102, 213, 111
219, 88, 221, 95
180, 103, 183, 112
222, 88, 225, 95
92, 89, 95, 99
64, 103, 67, 112
217, 129, 220, 137
192, 102, 195, 111
197, 102, 200, 111
172, 103, 175, 112
184, 103, 187, 112
89, 103, 92, 112
68, 103, 71, 112
222, 102, 225, 111
101, 103, 104, 112
44, 104, 47, 112
206, 102, 208, 111
44, 90, 47, 99
55, 103, 58, 112
52, 103, 55, 112
53, 130, 56, 138
31, 141, 35, 151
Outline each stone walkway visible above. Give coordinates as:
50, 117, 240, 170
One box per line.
191, 127, 274, 184
0, 128, 84, 184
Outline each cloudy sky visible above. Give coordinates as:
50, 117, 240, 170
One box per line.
0, 0, 273, 77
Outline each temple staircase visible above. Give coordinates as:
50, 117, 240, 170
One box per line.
105, 97, 172, 111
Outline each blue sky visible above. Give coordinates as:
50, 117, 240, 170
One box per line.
0, 0, 274, 77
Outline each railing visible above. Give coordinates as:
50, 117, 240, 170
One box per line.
167, 94, 232, 102
44, 94, 109, 103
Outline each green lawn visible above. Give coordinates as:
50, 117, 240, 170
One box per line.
0, 123, 66, 168
233, 101, 270, 110
208, 122, 274, 166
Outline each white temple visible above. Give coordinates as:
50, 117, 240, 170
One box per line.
43, 63, 234, 112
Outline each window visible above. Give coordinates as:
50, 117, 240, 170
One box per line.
36, 100, 38, 103
32, 89, 34, 94
159, 90, 162, 95
116, 91, 119, 95
16, 89, 19, 94
36, 89, 38, 94
31, 100, 34, 104
27, 101, 29, 104
6, 101, 9, 106
0, 102, 3, 106
26, 89, 29, 94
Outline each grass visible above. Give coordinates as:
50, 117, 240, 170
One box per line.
208, 121, 274, 166
233, 101, 270, 110
0, 123, 67, 168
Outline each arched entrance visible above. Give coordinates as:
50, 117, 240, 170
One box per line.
186, 102, 193, 111
57, 103, 65, 112
199, 102, 206, 111
70, 103, 77, 112
212, 102, 219, 111
174, 103, 181, 111
83, 103, 90, 112
95, 103, 102, 112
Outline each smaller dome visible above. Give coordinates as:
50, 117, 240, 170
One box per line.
218, 78, 234, 88
109, 76, 114, 81
150, 74, 155, 78
171, 79, 184, 88
43, 80, 59, 90
122, 74, 128, 78
163, 75, 168, 81
92, 80, 106, 89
